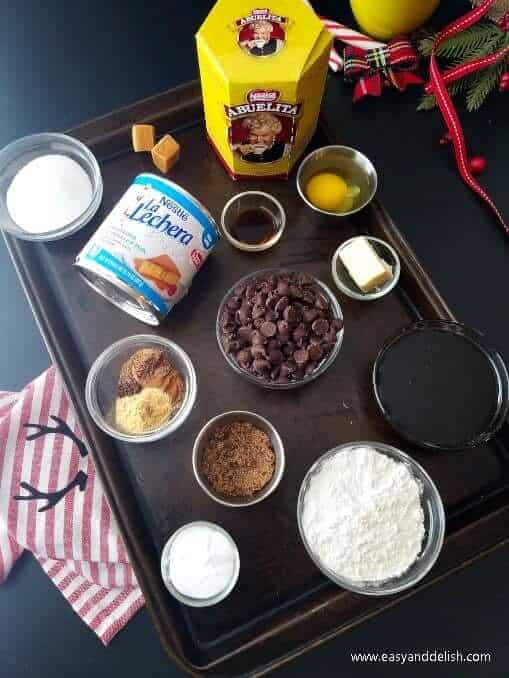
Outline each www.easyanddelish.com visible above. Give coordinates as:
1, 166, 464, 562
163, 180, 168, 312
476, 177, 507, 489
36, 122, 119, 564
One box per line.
351, 650, 492, 665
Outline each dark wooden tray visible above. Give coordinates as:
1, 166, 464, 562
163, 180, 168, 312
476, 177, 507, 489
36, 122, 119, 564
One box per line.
5, 80, 509, 676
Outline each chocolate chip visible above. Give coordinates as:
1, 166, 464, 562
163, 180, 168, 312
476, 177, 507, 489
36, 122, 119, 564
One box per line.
277, 281, 289, 296
289, 285, 303, 299
282, 342, 295, 357
225, 339, 240, 353
237, 305, 252, 324
222, 321, 236, 334
302, 290, 315, 305
252, 305, 265, 319
324, 330, 337, 344
251, 345, 267, 359
303, 308, 319, 324
253, 359, 271, 374
292, 323, 308, 341
253, 318, 264, 329
332, 318, 344, 332
308, 344, 323, 362
268, 348, 284, 365
277, 319, 289, 334
237, 349, 252, 366
315, 294, 329, 310
276, 375, 290, 384
227, 296, 242, 310
312, 318, 329, 336
309, 333, 322, 345
255, 292, 267, 306
267, 339, 280, 352
266, 294, 279, 309
234, 283, 246, 296
238, 326, 253, 345
275, 296, 289, 314
264, 310, 277, 323
251, 330, 265, 345
283, 305, 301, 323
246, 283, 256, 298
294, 348, 309, 366
261, 321, 277, 338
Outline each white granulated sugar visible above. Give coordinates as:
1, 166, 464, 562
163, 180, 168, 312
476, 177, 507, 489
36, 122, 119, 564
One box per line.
302, 446, 425, 582
166, 524, 235, 599
7, 154, 93, 234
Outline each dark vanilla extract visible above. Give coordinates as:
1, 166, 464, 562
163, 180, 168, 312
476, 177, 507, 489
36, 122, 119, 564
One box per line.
230, 207, 276, 245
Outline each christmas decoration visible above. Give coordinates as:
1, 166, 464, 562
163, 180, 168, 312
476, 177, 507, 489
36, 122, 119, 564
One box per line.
350, 0, 441, 40
500, 70, 509, 89
302, 0, 385, 72
418, 0, 509, 111
344, 38, 423, 102
469, 155, 487, 173
425, 0, 508, 233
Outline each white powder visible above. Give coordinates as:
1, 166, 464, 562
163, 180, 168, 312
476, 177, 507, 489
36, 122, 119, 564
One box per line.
164, 524, 236, 599
6, 154, 93, 234
302, 445, 425, 582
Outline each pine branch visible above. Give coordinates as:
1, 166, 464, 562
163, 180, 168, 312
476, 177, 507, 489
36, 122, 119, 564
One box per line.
417, 75, 469, 111
417, 22, 502, 61
466, 60, 506, 111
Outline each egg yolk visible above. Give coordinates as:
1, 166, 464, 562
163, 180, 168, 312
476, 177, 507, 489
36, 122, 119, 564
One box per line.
305, 172, 348, 212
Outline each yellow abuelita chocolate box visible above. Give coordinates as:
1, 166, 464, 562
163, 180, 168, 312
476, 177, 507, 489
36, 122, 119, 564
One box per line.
196, 1, 332, 180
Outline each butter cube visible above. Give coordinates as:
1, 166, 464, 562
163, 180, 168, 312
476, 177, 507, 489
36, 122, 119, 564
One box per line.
132, 124, 156, 152
339, 237, 392, 293
151, 134, 180, 174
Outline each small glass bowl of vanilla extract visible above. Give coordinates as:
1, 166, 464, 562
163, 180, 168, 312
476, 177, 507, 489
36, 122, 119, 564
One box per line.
220, 191, 286, 252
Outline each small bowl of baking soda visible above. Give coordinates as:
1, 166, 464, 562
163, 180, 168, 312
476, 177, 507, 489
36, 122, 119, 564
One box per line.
0, 132, 103, 241
160, 521, 240, 607
297, 441, 445, 596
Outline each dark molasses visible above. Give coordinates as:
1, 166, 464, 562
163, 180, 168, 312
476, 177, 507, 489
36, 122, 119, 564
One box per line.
374, 324, 503, 449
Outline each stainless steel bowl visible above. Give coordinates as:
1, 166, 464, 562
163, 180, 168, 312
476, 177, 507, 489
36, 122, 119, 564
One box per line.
296, 145, 377, 220
192, 410, 285, 507
216, 268, 344, 390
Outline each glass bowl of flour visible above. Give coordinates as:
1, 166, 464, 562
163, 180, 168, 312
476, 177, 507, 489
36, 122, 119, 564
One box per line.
0, 132, 102, 241
297, 441, 445, 595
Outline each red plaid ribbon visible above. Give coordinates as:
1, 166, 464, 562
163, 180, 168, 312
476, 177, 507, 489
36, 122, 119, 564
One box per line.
344, 38, 423, 103
425, 0, 509, 234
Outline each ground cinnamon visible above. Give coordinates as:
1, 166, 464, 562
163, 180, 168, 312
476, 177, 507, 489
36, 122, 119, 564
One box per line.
200, 421, 275, 497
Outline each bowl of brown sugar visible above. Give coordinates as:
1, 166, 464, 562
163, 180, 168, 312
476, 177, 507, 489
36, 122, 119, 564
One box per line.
192, 411, 285, 507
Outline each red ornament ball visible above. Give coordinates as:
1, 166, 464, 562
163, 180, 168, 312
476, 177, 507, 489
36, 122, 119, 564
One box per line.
439, 131, 452, 146
500, 72, 509, 92
469, 156, 487, 175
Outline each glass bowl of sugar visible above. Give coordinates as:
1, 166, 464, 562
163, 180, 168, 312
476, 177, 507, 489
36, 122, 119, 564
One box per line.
297, 441, 445, 596
0, 132, 103, 241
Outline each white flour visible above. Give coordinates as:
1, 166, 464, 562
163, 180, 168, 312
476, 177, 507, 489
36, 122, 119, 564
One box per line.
7, 154, 92, 233
302, 445, 425, 582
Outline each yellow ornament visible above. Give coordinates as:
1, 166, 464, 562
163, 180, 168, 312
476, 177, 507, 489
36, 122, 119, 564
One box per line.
306, 172, 348, 212
350, 0, 441, 40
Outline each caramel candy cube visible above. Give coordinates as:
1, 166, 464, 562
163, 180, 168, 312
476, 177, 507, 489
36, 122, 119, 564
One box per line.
132, 124, 156, 152
151, 134, 180, 174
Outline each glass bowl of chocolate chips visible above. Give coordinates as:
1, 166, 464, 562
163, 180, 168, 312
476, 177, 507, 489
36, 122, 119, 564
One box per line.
217, 269, 344, 389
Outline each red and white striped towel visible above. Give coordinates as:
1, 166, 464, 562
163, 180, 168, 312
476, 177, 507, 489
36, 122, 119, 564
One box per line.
0, 367, 144, 644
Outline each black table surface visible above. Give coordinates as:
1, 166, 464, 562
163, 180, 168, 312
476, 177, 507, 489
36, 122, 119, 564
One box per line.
1, 1, 509, 676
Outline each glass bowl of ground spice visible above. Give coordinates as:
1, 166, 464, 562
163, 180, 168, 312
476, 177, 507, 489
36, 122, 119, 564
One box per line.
86, 335, 197, 443
192, 411, 285, 507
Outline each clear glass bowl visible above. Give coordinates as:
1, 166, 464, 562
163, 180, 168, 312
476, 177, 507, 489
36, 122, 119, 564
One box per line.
216, 268, 344, 390
85, 335, 197, 443
220, 191, 286, 252
297, 441, 445, 596
0, 132, 103, 241
192, 410, 285, 507
331, 236, 401, 301
373, 320, 509, 450
160, 521, 240, 607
